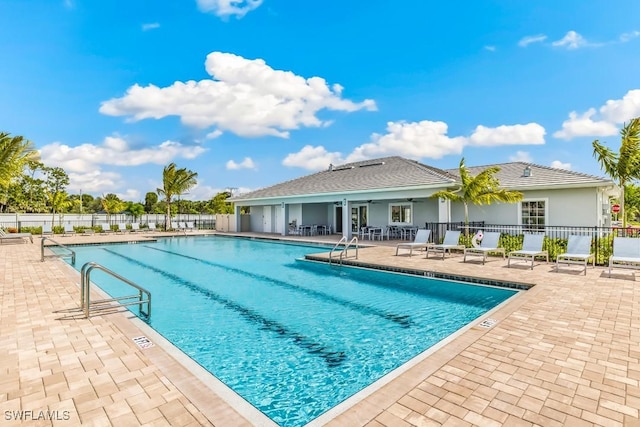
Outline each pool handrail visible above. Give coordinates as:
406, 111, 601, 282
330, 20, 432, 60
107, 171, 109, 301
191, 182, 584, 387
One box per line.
329, 236, 359, 265
80, 261, 151, 319
41, 236, 76, 265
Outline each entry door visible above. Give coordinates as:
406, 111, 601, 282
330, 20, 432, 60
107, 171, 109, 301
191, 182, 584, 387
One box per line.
263, 206, 272, 232
335, 207, 343, 233
351, 205, 368, 233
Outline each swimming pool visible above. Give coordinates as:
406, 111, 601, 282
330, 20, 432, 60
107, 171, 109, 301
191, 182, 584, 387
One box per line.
61, 236, 517, 426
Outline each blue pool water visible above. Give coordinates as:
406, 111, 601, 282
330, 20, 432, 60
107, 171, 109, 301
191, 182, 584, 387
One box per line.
60, 236, 517, 426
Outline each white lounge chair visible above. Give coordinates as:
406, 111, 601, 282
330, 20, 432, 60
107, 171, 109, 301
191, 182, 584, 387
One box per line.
608, 237, 640, 277
463, 231, 505, 264
0, 228, 33, 244
395, 229, 431, 257
171, 221, 179, 230
63, 224, 76, 236
507, 233, 548, 269
116, 223, 128, 233
425, 230, 464, 260
130, 223, 141, 232
185, 221, 195, 232
99, 223, 113, 234
41, 223, 53, 236
147, 223, 157, 232
556, 235, 595, 275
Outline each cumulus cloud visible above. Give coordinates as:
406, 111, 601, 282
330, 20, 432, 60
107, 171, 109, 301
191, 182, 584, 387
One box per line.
66, 170, 123, 194
282, 145, 345, 171
518, 34, 547, 47
142, 22, 160, 31
509, 151, 533, 162
226, 157, 256, 170
552, 30, 593, 49
100, 52, 376, 138
553, 90, 640, 140
206, 129, 223, 139
468, 123, 545, 146
39, 136, 206, 173
553, 109, 618, 140
347, 120, 467, 162
284, 120, 549, 171
550, 160, 571, 170
196, 0, 263, 18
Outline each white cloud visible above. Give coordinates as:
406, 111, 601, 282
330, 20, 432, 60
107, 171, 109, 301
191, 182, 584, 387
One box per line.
39, 136, 207, 173
518, 34, 547, 47
509, 151, 532, 162
196, 0, 263, 18
468, 123, 546, 146
552, 30, 593, 49
553, 108, 621, 140
620, 30, 640, 43
67, 170, 123, 194
347, 120, 467, 162
142, 22, 160, 31
282, 145, 344, 171
63, 0, 74, 9
283, 120, 550, 170
484, 45, 496, 52
226, 157, 256, 170
550, 160, 571, 170
599, 89, 640, 123
100, 52, 376, 138
206, 129, 223, 139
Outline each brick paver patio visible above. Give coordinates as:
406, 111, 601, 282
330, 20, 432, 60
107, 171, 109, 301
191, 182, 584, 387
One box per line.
2, 231, 640, 426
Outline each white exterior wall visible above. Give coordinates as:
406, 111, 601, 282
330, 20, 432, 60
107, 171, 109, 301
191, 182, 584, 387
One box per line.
450, 187, 600, 226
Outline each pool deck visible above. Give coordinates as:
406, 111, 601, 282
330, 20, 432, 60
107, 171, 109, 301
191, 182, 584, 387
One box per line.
2, 231, 640, 426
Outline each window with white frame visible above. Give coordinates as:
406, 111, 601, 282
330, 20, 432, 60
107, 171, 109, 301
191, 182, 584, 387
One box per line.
389, 203, 412, 224
520, 200, 546, 230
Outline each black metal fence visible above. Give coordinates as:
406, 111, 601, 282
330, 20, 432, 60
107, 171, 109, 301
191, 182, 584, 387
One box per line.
425, 221, 637, 266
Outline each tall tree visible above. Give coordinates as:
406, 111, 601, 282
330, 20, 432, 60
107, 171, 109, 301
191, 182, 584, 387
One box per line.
144, 192, 158, 213
156, 163, 198, 230
101, 193, 125, 222
0, 132, 39, 188
43, 166, 70, 224
593, 117, 640, 228
431, 158, 523, 232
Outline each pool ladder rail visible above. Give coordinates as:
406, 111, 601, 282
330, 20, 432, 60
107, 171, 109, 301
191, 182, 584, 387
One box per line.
329, 236, 359, 265
80, 262, 151, 319
41, 236, 76, 265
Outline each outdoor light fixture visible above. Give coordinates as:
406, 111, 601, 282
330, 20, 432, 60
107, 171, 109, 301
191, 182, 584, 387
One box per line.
523, 166, 532, 177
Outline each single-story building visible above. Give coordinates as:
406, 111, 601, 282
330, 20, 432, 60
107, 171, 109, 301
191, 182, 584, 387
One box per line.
229, 156, 617, 238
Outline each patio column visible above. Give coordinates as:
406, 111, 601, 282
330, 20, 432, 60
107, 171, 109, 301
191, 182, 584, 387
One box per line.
342, 199, 351, 239
438, 197, 451, 222
234, 204, 242, 232
280, 202, 289, 236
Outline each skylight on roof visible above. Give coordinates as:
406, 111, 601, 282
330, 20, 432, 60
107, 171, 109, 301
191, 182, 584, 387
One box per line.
359, 161, 385, 168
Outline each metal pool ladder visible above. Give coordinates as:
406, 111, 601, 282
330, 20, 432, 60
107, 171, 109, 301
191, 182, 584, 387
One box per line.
329, 236, 358, 265
41, 237, 76, 265
80, 262, 151, 319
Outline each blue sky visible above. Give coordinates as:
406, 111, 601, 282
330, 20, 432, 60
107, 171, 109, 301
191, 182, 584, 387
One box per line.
2, 0, 639, 201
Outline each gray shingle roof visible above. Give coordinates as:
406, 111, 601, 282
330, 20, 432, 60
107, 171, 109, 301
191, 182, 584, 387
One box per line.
232, 157, 614, 201
449, 162, 613, 189
232, 157, 457, 200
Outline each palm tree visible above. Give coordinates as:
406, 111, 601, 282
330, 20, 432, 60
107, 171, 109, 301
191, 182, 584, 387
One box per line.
592, 117, 640, 228
431, 157, 523, 233
0, 132, 39, 187
157, 163, 198, 230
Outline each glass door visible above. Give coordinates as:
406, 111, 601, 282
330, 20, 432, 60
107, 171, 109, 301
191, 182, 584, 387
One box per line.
351, 205, 367, 233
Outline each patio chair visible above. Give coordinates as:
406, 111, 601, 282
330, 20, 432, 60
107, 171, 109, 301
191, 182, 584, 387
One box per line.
147, 223, 157, 232
463, 231, 505, 265
555, 235, 595, 275
41, 223, 53, 236
608, 237, 640, 277
99, 223, 113, 234
171, 221, 180, 230
185, 221, 195, 232
425, 230, 464, 260
116, 223, 128, 233
130, 223, 141, 232
0, 228, 33, 244
63, 224, 76, 236
507, 233, 548, 269
395, 229, 432, 257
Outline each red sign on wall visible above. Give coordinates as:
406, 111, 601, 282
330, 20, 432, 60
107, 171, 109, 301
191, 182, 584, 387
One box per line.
612, 204, 621, 213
